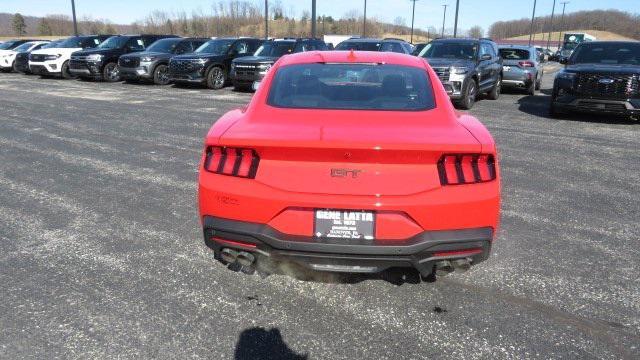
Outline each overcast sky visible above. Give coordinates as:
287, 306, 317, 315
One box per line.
4, 0, 638, 32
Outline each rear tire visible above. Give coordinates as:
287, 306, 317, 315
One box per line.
487, 75, 501, 100
153, 64, 171, 85
206, 66, 226, 90
60, 61, 73, 79
527, 80, 536, 96
455, 79, 478, 110
535, 72, 542, 90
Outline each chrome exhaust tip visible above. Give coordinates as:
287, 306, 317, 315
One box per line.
237, 251, 256, 267
435, 260, 455, 276
221, 248, 239, 263
452, 258, 472, 272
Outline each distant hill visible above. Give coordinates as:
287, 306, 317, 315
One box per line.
505, 30, 637, 42
490, 9, 640, 41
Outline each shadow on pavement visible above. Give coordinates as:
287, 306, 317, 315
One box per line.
234, 327, 308, 360
517, 93, 639, 125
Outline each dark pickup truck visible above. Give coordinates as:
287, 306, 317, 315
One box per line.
119, 37, 209, 85
69, 34, 178, 82
168, 37, 264, 89
230, 38, 328, 90
551, 41, 640, 119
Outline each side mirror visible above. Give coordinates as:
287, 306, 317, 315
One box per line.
480, 54, 492, 61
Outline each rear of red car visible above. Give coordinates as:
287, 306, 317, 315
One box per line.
198, 51, 500, 278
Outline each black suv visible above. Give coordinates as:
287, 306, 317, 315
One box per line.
230, 38, 328, 90
119, 37, 208, 85
335, 38, 414, 54
419, 38, 502, 109
168, 37, 264, 89
550, 41, 640, 119
69, 34, 178, 82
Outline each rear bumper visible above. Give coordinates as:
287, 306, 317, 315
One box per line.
202, 216, 493, 276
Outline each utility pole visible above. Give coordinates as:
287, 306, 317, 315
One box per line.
453, 0, 460, 38
546, 0, 556, 50
363, 0, 367, 37
71, 0, 78, 36
410, 0, 418, 44
311, 0, 316, 38
264, 0, 268, 39
557, 1, 569, 48
528, 0, 537, 46
441, 4, 448, 38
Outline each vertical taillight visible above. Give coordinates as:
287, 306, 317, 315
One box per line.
437, 154, 496, 185
204, 146, 259, 178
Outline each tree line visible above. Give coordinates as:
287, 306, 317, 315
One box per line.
489, 9, 640, 40
4, 0, 436, 41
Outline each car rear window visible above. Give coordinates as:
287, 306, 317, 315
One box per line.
335, 41, 381, 51
499, 48, 530, 60
267, 63, 435, 111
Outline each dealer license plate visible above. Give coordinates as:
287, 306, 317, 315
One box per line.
314, 210, 375, 240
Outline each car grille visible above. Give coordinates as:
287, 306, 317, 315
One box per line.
119, 57, 140, 68
70, 55, 88, 61
432, 67, 450, 83
169, 59, 204, 74
577, 101, 628, 111
575, 73, 640, 99
29, 53, 46, 62
234, 63, 259, 76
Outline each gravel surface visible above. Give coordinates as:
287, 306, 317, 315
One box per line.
0, 69, 638, 359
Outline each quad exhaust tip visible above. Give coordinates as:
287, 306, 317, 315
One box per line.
237, 251, 256, 267
221, 248, 239, 263
435, 257, 472, 276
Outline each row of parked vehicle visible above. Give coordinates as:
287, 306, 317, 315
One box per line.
2, 34, 637, 117
0, 34, 547, 110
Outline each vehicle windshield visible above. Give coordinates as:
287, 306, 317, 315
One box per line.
57, 36, 85, 48
0, 41, 19, 50
41, 40, 63, 49
419, 42, 478, 60
145, 38, 182, 53
254, 41, 295, 57
335, 41, 381, 51
499, 48, 530, 60
570, 43, 640, 65
195, 39, 235, 55
267, 63, 435, 111
13, 42, 37, 52
98, 36, 128, 49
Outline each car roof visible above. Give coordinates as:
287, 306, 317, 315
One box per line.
498, 45, 533, 50
277, 50, 425, 68
580, 40, 640, 45
433, 38, 480, 42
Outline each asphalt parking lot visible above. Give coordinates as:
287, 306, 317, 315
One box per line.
0, 69, 639, 359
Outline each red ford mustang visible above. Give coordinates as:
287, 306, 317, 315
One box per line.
198, 50, 500, 279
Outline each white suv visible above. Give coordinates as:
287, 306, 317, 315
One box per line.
29, 35, 110, 78
0, 41, 50, 72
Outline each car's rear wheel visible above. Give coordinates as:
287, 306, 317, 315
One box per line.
153, 64, 171, 85
102, 62, 120, 82
60, 61, 73, 79
206, 66, 226, 90
456, 79, 477, 110
487, 75, 501, 100
527, 80, 536, 96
